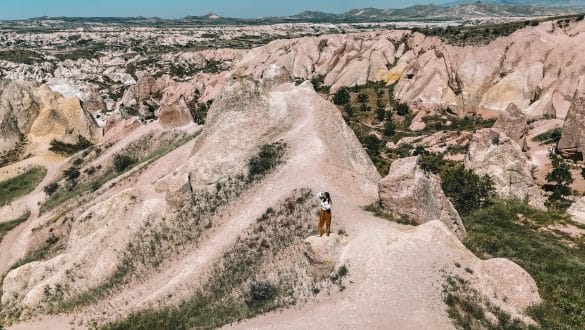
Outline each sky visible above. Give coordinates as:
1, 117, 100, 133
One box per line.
0, 0, 454, 20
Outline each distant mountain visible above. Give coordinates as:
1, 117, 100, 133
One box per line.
11, 1, 584, 26
446, 0, 585, 9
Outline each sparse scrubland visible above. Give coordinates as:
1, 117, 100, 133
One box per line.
103, 188, 316, 330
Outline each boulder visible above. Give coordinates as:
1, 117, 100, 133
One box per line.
465, 129, 545, 208
135, 74, 157, 101
82, 93, 107, 113
379, 156, 466, 239
568, 197, 585, 225
158, 97, 193, 128
557, 96, 585, 160
493, 103, 528, 151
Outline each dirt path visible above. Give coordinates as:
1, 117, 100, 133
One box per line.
0, 153, 67, 275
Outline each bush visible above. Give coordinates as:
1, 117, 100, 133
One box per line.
383, 120, 395, 137
113, 154, 137, 173
333, 88, 350, 105
248, 143, 286, 180
357, 93, 369, 104
363, 135, 381, 158
417, 152, 449, 175
64, 167, 81, 182
246, 281, 276, 307
376, 107, 386, 122
441, 165, 495, 215
43, 182, 59, 196
545, 154, 573, 210
396, 102, 409, 116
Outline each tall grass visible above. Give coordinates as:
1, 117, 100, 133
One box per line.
0, 212, 30, 243
0, 167, 47, 206
462, 199, 585, 329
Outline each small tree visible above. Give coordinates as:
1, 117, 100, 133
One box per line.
333, 87, 350, 105
357, 93, 369, 104
376, 107, 386, 122
441, 165, 495, 215
545, 153, 574, 210
383, 120, 395, 137
363, 135, 382, 158
344, 103, 353, 120
113, 154, 137, 173
396, 102, 410, 116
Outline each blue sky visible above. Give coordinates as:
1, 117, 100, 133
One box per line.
0, 0, 452, 19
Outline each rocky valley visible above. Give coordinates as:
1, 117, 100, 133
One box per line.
0, 6, 585, 330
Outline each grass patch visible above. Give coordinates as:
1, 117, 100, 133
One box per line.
248, 142, 287, 181
364, 201, 417, 226
0, 212, 30, 243
102, 189, 315, 330
49, 136, 93, 156
462, 199, 585, 329
0, 49, 43, 64
533, 128, 562, 145
0, 166, 47, 206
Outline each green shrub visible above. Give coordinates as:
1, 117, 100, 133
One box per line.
43, 182, 59, 196
441, 165, 495, 215
0, 166, 47, 206
357, 93, 369, 104
113, 154, 137, 173
362, 135, 381, 158
0, 212, 30, 243
383, 120, 395, 137
396, 102, 409, 116
533, 128, 562, 144
333, 87, 350, 105
63, 167, 81, 182
248, 143, 286, 180
246, 281, 276, 307
49, 136, 93, 156
417, 152, 449, 175
544, 154, 573, 210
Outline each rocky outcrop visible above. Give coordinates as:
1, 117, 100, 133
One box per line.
472, 258, 541, 322
235, 20, 585, 119
30, 86, 103, 145
379, 156, 466, 239
557, 96, 585, 160
493, 103, 528, 150
465, 129, 545, 208
82, 92, 107, 113
0, 81, 40, 154
158, 97, 193, 128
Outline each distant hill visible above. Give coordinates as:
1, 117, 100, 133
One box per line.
9, 1, 584, 26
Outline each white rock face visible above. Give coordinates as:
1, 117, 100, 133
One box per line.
568, 197, 585, 225
379, 156, 466, 239
465, 128, 545, 208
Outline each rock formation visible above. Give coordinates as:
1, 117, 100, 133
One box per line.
379, 156, 466, 239
465, 128, 545, 208
557, 96, 585, 160
0, 81, 40, 154
493, 103, 528, 150
568, 197, 585, 225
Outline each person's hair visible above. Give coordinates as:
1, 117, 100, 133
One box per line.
324, 192, 331, 204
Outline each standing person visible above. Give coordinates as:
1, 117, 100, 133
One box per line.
316, 192, 332, 237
